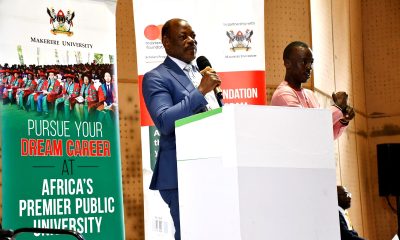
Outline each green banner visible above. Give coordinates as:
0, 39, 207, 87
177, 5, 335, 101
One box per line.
2, 111, 124, 239
0, 0, 124, 239
148, 126, 160, 171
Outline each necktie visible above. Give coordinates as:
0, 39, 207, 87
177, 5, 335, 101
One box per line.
184, 64, 196, 81
184, 64, 220, 110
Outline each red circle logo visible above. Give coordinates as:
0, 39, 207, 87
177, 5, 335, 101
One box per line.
144, 25, 161, 40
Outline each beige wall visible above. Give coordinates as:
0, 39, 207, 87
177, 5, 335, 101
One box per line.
362, 0, 400, 239
310, 0, 373, 237
0, 0, 398, 239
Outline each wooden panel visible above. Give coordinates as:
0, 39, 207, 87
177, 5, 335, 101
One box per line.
362, 0, 400, 116
265, 0, 312, 88
116, 0, 138, 83
117, 82, 144, 240
116, 0, 143, 239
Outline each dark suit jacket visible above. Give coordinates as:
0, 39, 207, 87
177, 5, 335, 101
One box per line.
339, 211, 365, 240
142, 57, 208, 190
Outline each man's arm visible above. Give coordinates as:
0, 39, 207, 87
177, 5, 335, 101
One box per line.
340, 229, 365, 240
142, 70, 208, 135
271, 87, 351, 140
331, 106, 348, 140
331, 92, 356, 140
339, 213, 365, 240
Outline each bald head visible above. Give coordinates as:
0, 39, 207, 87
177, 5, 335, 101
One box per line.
161, 18, 197, 63
162, 18, 187, 39
337, 185, 345, 194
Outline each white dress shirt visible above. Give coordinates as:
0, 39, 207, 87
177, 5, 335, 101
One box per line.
339, 206, 353, 230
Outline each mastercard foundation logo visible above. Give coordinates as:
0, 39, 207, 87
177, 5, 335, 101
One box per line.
144, 24, 163, 40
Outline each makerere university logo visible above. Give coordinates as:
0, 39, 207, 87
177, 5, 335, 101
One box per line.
47, 7, 75, 36
226, 29, 253, 51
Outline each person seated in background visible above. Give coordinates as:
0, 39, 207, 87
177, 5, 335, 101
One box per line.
25, 71, 48, 112
42, 73, 63, 117
270, 41, 355, 140
3, 70, 23, 104
97, 71, 117, 122
102, 71, 117, 110
337, 185, 365, 240
0, 69, 12, 94
74, 75, 91, 121
16, 71, 37, 110
37, 69, 57, 115
85, 77, 102, 121
0, 70, 6, 93
54, 73, 80, 120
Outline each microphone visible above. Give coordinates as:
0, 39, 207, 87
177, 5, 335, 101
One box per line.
196, 56, 223, 104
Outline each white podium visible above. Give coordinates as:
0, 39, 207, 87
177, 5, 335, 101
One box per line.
175, 105, 340, 240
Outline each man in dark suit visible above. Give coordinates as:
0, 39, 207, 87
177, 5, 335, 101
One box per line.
337, 185, 365, 240
142, 18, 221, 240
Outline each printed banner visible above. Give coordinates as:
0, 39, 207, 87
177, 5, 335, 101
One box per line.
133, 0, 265, 239
0, 1, 125, 239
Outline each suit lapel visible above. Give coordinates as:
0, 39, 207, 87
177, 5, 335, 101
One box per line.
163, 57, 195, 92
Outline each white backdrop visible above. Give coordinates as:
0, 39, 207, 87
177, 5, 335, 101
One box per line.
0, 0, 116, 65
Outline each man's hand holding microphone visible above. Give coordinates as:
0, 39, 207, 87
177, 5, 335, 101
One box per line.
196, 56, 223, 107
197, 66, 221, 96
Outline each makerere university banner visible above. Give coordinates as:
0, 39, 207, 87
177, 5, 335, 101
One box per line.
0, 0, 125, 239
133, 0, 266, 238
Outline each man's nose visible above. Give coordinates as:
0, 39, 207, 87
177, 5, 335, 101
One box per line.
187, 36, 197, 45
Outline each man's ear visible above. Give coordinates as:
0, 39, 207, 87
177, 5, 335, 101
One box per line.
162, 36, 169, 51
284, 58, 291, 69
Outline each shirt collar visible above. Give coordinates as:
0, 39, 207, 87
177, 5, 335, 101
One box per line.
338, 206, 346, 215
168, 55, 197, 71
